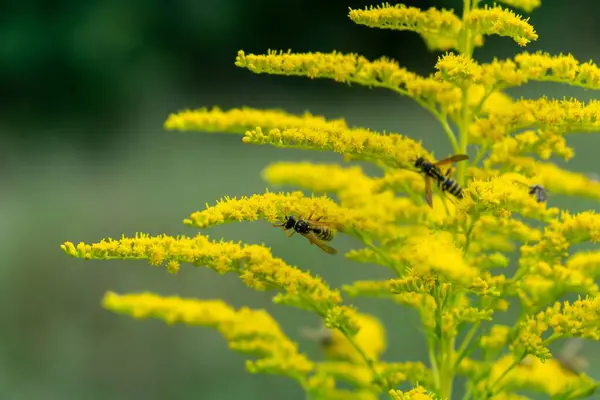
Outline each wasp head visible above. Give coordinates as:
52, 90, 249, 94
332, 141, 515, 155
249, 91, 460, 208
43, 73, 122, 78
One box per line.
414, 157, 425, 169
283, 215, 296, 230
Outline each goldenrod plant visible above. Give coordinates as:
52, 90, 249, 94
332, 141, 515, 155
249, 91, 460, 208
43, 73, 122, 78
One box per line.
62, 1, 600, 399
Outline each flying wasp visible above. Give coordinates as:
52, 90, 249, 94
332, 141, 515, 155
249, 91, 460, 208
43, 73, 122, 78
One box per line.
273, 213, 340, 255
414, 154, 470, 208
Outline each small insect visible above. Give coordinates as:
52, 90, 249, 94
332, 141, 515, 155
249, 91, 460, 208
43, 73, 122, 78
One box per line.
519, 338, 588, 375
528, 184, 549, 203
301, 325, 334, 347
273, 213, 340, 255
414, 154, 470, 207
556, 338, 589, 375
515, 181, 549, 203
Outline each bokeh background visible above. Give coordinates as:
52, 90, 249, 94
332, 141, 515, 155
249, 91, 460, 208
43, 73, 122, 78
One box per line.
2, 0, 600, 399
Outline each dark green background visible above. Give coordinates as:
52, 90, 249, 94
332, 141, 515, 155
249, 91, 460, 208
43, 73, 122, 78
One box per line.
2, 1, 599, 399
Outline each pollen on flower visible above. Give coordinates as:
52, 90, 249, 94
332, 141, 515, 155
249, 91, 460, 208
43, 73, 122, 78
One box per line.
244, 126, 428, 170
463, 5, 538, 47
392, 228, 479, 286
435, 53, 483, 87
389, 385, 439, 400
103, 292, 314, 378
62, 233, 344, 315
462, 176, 559, 221
348, 3, 462, 51
164, 106, 348, 134
235, 50, 461, 110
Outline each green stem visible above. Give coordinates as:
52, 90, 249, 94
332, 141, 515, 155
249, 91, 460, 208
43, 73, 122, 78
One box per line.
438, 114, 460, 153
453, 322, 480, 370
484, 359, 519, 398
340, 327, 384, 388
471, 143, 490, 167
456, 0, 475, 188
463, 216, 478, 253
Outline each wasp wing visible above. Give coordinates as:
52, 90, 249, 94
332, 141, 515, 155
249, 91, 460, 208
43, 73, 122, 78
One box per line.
434, 154, 469, 166
301, 232, 338, 255
304, 220, 343, 230
424, 176, 433, 208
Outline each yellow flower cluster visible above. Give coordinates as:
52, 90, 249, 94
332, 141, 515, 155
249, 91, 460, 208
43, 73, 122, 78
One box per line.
103, 291, 313, 378
348, 3, 462, 51
463, 5, 538, 47
62, 1, 600, 399
165, 106, 347, 133
61, 233, 347, 317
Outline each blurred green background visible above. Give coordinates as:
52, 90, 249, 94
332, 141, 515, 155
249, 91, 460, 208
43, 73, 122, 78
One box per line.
2, 0, 600, 399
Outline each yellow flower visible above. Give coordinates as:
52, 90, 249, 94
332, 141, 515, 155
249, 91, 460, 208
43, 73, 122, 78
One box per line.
304, 313, 386, 364
164, 106, 347, 133
462, 175, 559, 221
62, 233, 346, 316
463, 5, 538, 47
244, 126, 428, 170
348, 4, 461, 51
391, 228, 479, 287
235, 50, 461, 111
389, 385, 439, 400
485, 354, 597, 398
435, 53, 483, 88
103, 292, 314, 378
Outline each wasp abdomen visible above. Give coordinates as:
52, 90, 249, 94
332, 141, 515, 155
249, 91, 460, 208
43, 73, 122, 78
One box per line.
312, 227, 334, 241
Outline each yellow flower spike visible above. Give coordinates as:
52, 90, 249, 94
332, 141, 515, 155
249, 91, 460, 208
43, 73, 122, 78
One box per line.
514, 52, 600, 90
235, 50, 461, 110
531, 163, 600, 201
521, 211, 600, 270
475, 98, 600, 142
463, 5, 538, 47
63, 233, 344, 315
480, 325, 512, 353
566, 251, 600, 278
244, 126, 429, 170
262, 162, 377, 207
486, 354, 597, 398
102, 292, 314, 379
513, 296, 600, 363
487, 130, 574, 165
164, 106, 348, 134
461, 175, 559, 221
389, 385, 439, 400
496, 0, 541, 13
373, 169, 424, 195
184, 190, 405, 240
305, 313, 386, 365
392, 228, 478, 287
348, 4, 462, 51
435, 53, 483, 88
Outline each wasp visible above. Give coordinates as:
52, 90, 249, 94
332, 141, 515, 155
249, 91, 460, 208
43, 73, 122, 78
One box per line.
414, 154, 470, 207
273, 213, 340, 255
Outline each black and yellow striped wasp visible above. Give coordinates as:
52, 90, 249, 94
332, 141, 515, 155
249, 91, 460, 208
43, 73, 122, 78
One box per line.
273, 213, 341, 255
414, 154, 470, 207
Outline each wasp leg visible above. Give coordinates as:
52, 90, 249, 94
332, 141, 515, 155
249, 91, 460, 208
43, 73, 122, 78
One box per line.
285, 229, 295, 238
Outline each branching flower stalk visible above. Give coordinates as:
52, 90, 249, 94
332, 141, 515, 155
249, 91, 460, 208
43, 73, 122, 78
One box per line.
62, 1, 600, 399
